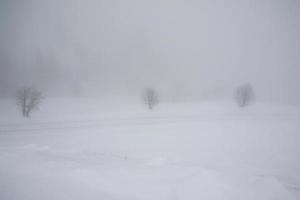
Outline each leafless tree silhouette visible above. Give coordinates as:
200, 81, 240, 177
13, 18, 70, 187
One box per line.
235, 83, 255, 107
143, 88, 159, 110
17, 86, 43, 117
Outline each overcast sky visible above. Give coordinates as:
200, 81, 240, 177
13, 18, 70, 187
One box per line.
0, 0, 300, 103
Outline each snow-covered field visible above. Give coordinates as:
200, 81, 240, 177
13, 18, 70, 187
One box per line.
0, 98, 300, 200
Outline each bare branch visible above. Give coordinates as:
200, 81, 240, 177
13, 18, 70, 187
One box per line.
235, 83, 255, 107
143, 88, 159, 110
16, 86, 43, 117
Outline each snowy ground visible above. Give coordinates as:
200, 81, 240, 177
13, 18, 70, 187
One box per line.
0, 98, 300, 200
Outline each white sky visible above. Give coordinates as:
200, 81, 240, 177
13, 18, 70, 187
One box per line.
1, 0, 300, 103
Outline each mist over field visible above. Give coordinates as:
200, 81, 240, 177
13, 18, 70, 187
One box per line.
1, 0, 300, 103
1, 1, 300, 200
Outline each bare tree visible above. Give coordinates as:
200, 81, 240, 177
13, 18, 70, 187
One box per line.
235, 83, 255, 107
143, 88, 159, 110
17, 86, 43, 117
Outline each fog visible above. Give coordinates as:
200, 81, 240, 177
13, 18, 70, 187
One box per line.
1, 0, 300, 103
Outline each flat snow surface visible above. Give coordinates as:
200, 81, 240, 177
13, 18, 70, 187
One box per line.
0, 98, 300, 200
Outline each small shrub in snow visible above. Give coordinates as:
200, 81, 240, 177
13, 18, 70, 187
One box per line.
143, 88, 159, 110
17, 86, 43, 117
235, 83, 255, 107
